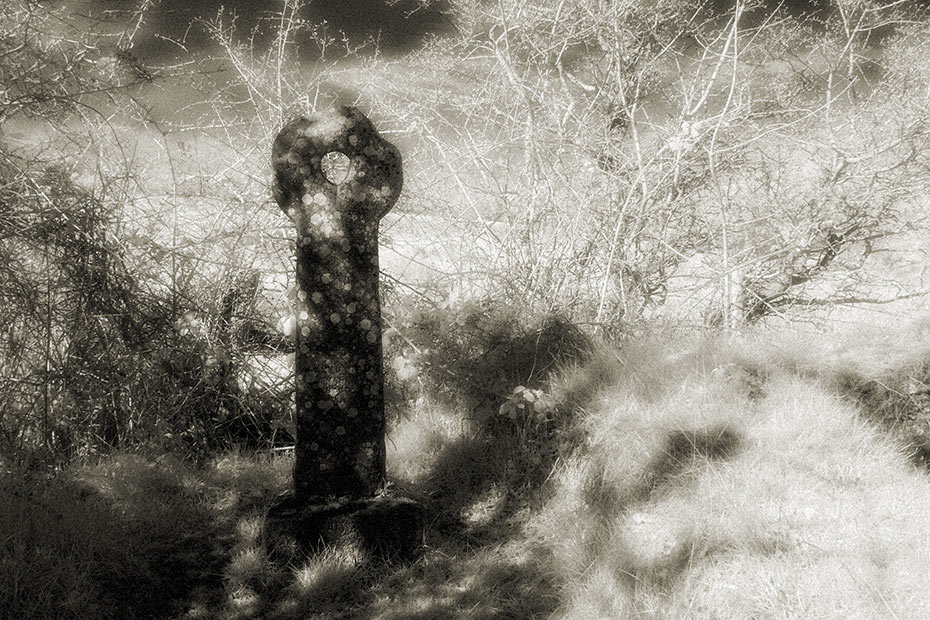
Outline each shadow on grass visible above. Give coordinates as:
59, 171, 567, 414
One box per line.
254, 334, 747, 619
2, 460, 220, 619
833, 367, 930, 469
259, 526, 560, 619
581, 425, 743, 527
393, 304, 595, 540
0, 452, 293, 620
199, 303, 599, 619
573, 425, 744, 595
365, 547, 560, 620
2, 306, 619, 620
247, 306, 599, 619
640, 427, 742, 500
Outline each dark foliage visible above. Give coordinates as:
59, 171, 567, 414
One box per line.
0, 158, 287, 468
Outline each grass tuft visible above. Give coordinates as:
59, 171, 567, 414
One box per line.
6, 323, 930, 618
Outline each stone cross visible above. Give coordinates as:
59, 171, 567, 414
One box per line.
272, 106, 402, 503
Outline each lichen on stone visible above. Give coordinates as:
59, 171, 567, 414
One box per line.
272, 105, 402, 503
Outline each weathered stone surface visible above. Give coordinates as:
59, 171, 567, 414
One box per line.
271, 106, 402, 503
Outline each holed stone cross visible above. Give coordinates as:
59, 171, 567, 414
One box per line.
272, 106, 402, 503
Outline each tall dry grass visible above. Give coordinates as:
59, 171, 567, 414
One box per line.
7, 320, 930, 618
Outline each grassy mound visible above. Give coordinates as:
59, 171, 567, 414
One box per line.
5, 322, 930, 619
535, 331, 930, 619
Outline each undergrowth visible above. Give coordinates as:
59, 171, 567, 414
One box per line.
6, 320, 930, 619
5, 2, 930, 618
0, 157, 295, 469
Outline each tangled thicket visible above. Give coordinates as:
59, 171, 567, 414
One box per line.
5, 0, 930, 469
0, 156, 293, 468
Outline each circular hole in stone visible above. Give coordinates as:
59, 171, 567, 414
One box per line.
322, 151, 351, 185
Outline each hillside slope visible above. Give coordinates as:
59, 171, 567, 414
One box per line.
9, 324, 930, 619
530, 332, 930, 619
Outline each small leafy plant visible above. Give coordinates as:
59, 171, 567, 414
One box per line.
499, 385, 556, 423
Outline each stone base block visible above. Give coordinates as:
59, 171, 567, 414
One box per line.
263, 494, 425, 564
